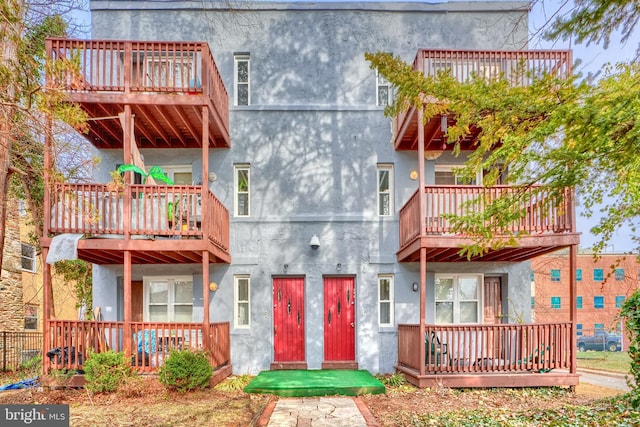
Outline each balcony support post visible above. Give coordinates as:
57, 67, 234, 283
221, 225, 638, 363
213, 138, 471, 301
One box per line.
201, 106, 209, 237
202, 250, 211, 350
42, 247, 52, 375
123, 251, 132, 358
418, 106, 426, 376
569, 244, 577, 374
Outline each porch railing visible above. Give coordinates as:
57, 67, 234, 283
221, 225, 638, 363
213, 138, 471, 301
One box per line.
48, 183, 229, 248
45, 320, 231, 373
46, 38, 228, 133
399, 185, 575, 248
398, 323, 572, 374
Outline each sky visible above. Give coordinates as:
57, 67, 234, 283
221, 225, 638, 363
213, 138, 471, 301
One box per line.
70, 0, 639, 253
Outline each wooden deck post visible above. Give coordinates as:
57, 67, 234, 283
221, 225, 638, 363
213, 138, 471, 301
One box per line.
569, 244, 577, 374
203, 251, 211, 351
42, 247, 51, 374
417, 106, 426, 377
123, 250, 132, 357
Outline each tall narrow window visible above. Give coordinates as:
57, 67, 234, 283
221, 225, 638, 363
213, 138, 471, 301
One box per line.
378, 275, 394, 327
576, 323, 583, 336
234, 276, 251, 328
377, 164, 393, 216
234, 164, 250, 217
593, 268, 604, 282
376, 70, 391, 106
550, 269, 560, 282
551, 296, 561, 309
594, 295, 604, 309
21, 243, 36, 273
576, 269, 582, 282
616, 295, 625, 308
576, 296, 583, 309
615, 268, 625, 281
24, 304, 38, 330
234, 54, 250, 106
435, 275, 481, 324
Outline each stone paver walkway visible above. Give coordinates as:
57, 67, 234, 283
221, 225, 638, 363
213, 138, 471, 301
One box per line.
261, 396, 377, 427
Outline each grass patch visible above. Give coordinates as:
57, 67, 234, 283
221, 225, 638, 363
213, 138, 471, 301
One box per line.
577, 351, 631, 373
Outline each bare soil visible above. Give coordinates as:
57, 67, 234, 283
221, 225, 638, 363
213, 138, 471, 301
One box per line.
0, 375, 626, 426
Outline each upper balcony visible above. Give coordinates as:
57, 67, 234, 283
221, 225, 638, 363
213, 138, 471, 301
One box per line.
46, 38, 230, 149
398, 185, 580, 262
392, 49, 572, 151
46, 183, 230, 265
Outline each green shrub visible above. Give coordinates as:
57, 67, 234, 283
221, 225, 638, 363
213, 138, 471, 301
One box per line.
158, 349, 213, 392
214, 374, 252, 392
84, 350, 133, 393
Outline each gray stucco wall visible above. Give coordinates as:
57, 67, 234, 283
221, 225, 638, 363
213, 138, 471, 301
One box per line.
90, 1, 532, 374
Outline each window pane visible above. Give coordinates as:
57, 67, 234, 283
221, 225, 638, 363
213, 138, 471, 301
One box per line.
459, 302, 478, 323
435, 302, 453, 323
576, 296, 583, 309
378, 170, 389, 192
149, 282, 168, 304
615, 269, 625, 281
380, 302, 391, 324
149, 305, 168, 321
377, 86, 389, 106
237, 302, 249, 326
594, 268, 604, 281
174, 281, 192, 304
238, 279, 249, 301
173, 172, 192, 185
458, 277, 478, 300
237, 61, 248, 83
550, 269, 560, 282
576, 269, 582, 281
379, 279, 390, 300
594, 296, 604, 308
379, 194, 390, 216
237, 194, 249, 216
435, 171, 456, 185
174, 305, 193, 322
237, 84, 249, 105
435, 278, 454, 300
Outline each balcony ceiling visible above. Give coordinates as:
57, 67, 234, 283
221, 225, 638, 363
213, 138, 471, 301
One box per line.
70, 93, 230, 149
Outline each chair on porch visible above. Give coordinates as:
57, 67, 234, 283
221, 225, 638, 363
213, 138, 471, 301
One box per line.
425, 331, 451, 367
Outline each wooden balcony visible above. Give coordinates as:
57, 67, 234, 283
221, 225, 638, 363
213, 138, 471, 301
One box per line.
46, 38, 230, 149
398, 185, 579, 262
397, 323, 579, 388
44, 320, 231, 376
45, 183, 230, 264
393, 49, 572, 151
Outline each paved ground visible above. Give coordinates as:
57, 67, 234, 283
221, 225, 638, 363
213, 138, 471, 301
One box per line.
258, 370, 629, 426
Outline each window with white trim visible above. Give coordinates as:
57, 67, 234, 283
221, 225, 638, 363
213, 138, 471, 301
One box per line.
435, 274, 481, 324
162, 165, 193, 185
376, 70, 391, 106
234, 164, 250, 217
21, 243, 36, 273
234, 275, 251, 328
234, 54, 250, 106
146, 53, 194, 89
143, 276, 193, 322
377, 164, 393, 216
378, 275, 394, 326
434, 165, 482, 185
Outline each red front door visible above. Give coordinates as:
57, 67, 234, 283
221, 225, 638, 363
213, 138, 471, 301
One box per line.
273, 277, 305, 362
323, 277, 355, 361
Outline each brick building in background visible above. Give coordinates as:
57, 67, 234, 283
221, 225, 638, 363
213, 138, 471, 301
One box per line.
532, 251, 639, 349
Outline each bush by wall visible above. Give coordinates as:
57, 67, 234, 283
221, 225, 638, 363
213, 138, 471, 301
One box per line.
158, 349, 213, 393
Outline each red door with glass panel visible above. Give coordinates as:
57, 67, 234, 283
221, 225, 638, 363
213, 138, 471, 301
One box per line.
323, 277, 355, 361
273, 277, 305, 362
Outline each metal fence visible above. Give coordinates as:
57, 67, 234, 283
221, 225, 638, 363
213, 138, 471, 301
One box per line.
0, 331, 43, 371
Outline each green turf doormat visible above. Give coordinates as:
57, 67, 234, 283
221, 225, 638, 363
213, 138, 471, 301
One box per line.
244, 369, 386, 397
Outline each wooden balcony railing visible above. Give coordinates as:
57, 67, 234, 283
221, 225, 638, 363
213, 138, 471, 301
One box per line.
393, 49, 572, 149
45, 320, 231, 373
399, 185, 575, 248
46, 38, 228, 132
398, 322, 573, 374
48, 183, 229, 249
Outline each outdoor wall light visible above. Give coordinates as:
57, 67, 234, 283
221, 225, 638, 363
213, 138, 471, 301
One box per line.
409, 170, 418, 180
412, 282, 419, 292
337, 263, 342, 272
283, 264, 289, 273
309, 234, 320, 250
209, 282, 218, 292
208, 172, 217, 182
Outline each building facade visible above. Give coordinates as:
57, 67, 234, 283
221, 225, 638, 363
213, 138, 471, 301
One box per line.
532, 252, 639, 344
41, 1, 580, 388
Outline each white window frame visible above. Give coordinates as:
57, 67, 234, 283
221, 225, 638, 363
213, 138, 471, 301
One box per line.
435, 164, 482, 186
21, 243, 36, 273
234, 54, 250, 106
143, 276, 193, 322
161, 164, 193, 185
378, 275, 394, 327
376, 70, 391, 106
434, 274, 483, 324
234, 164, 250, 217
234, 275, 251, 329
146, 53, 194, 88
377, 164, 393, 216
